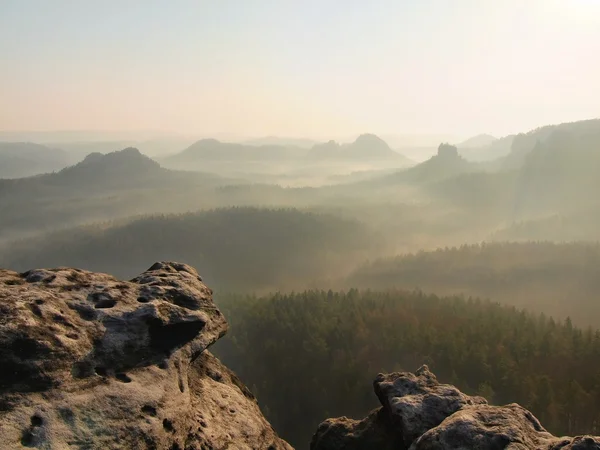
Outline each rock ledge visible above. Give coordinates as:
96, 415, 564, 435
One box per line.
0, 262, 291, 450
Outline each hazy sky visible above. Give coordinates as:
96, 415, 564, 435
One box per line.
1, 0, 599, 139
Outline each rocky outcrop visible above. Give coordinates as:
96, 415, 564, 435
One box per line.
0, 261, 291, 450
374, 366, 488, 446
437, 143, 459, 159
311, 366, 600, 450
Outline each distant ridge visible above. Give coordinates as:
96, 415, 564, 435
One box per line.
370, 143, 473, 186
457, 134, 497, 148
70, 147, 160, 171
243, 136, 319, 148
1, 147, 226, 192
164, 133, 411, 168
498, 118, 600, 169
0, 142, 69, 178
308, 133, 410, 161
164, 139, 306, 165
47, 147, 163, 186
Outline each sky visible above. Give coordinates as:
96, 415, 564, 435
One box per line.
1, 0, 599, 140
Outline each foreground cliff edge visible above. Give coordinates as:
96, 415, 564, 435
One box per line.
310, 365, 600, 450
0, 262, 291, 449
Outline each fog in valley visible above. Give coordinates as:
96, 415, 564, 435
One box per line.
2, 1, 600, 448
4, 123, 600, 299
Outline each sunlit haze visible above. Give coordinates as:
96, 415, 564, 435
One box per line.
5, 2, 600, 449
1, 0, 599, 139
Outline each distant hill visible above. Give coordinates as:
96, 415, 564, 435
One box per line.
0, 148, 231, 239
0, 208, 378, 292
457, 135, 515, 162
424, 170, 519, 212
0, 147, 230, 195
307, 140, 342, 159
50, 141, 135, 163
490, 208, 600, 242
49, 147, 163, 187
0, 142, 69, 178
307, 134, 410, 162
457, 134, 497, 148
409, 126, 600, 221
163, 139, 307, 168
3, 147, 224, 192
346, 241, 600, 328
511, 128, 600, 217
243, 136, 319, 148
497, 118, 600, 169
373, 143, 475, 185
163, 135, 412, 182
48, 137, 197, 160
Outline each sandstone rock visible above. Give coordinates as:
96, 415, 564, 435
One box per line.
310, 408, 402, 450
549, 436, 600, 449
0, 262, 291, 450
374, 365, 487, 445
410, 403, 557, 449
412, 404, 600, 450
182, 350, 292, 450
312, 365, 600, 450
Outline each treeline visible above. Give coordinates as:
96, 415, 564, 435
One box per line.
0, 207, 379, 292
491, 208, 600, 242
346, 241, 600, 327
212, 289, 600, 447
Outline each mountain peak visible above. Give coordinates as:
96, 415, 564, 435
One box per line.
353, 133, 390, 147
81, 152, 104, 164
308, 134, 404, 160
59, 147, 162, 181
457, 134, 497, 148
119, 146, 143, 155
191, 138, 222, 147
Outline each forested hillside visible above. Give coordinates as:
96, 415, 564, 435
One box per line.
0, 207, 378, 292
213, 289, 600, 447
491, 209, 600, 242
498, 119, 600, 170
346, 242, 600, 327
0, 148, 233, 240
513, 129, 600, 216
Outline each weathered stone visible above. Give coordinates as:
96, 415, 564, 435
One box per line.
549, 436, 600, 449
411, 403, 557, 450
374, 365, 487, 445
313, 365, 600, 450
0, 262, 290, 450
310, 407, 403, 450
186, 350, 292, 450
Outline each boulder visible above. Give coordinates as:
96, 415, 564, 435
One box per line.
374, 365, 487, 445
0, 261, 291, 450
310, 408, 402, 450
312, 365, 600, 450
411, 403, 557, 449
